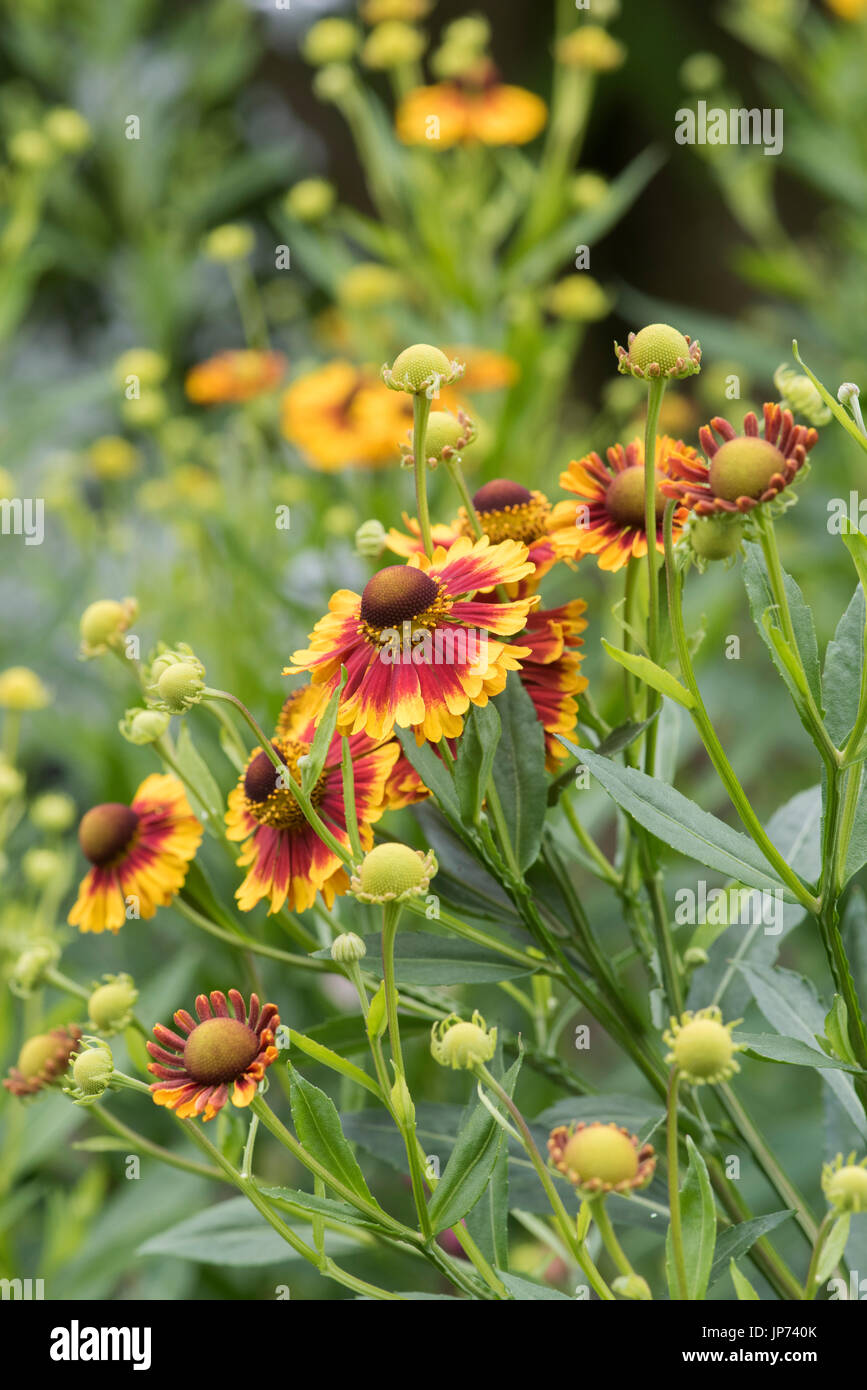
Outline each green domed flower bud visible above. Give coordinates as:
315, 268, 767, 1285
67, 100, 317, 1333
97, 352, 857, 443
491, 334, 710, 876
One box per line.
616, 323, 701, 381
313, 64, 356, 103
402, 410, 476, 468
122, 389, 167, 429
119, 706, 171, 745
284, 178, 336, 223
688, 515, 745, 564
548, 1121, 656, 1196
663, 1005, 743, 1085
303, 18, 360, 66
773, 364, 831, 427
9, 941, 59, 998
43, 107, 92, 153
29, 791, 76, 833
66, 1040, 114, 1103
0, 666, 51, 710
569, 172, 609, 210
822, 1153, 867, 1214
22, 847, 65, 888
79, 597, 138, 657
114, 348, 168, 390
362, 21, 426, 69
330, 932, 367, 964
682, 946, 710, 968
383, 344, 465, 396
545, 274, 611, 322
351, 842, 437, 902
679, 51, 725, 92
611, 1273, 652, 1301
389, 1069, 416, 1126
87, 974, 139, 1035
355, 518, 388, 559
8, 129, 56, 169
707, 436, 785, 503
430, 1012, 497, 1070
156, 663, 205, 713
0, 760, 24, 801
557, 26, 626, 72
203, 223, 254, 263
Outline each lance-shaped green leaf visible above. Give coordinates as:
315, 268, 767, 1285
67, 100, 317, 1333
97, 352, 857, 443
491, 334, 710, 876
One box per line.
568, 743, 791, 896
823, 585, 864, 745
793, 342, 867, 454
172, 723, 225, 835
454, 702, 501, 825
300, 669, 346, 794
710, 1210, 794, 1289
743, 542, 822, 709
288, 1064, 379, 1206
665, 1136, 716, 1301
736, 1032, 862, 1072
730, 1260, 760, 1300
286, 1029, 381, 1097
396, 728, 463, 825
490, 678, 547, 871
814, 1215, 851, 1287
601, 639, 696, 709
428, 1055, 522, 1234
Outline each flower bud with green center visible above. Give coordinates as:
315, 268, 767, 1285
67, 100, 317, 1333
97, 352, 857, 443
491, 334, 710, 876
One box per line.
29, 791, 76, 833
351, 841, 437, 903
0, 666, 51, 710
355, 518, 388, 559
330, 932, 367, 964
616, 323, 701, 381
119, 706, 171, 745
545, 274, 610, 322
88, 974, 139, 1035
403, 410, 476, 468
9, 941, 59, 997
547, 1120, 656, 1196
557, 26, 626, 71
303, 18, 359, 66
79, 597, 138, 657
8, 129, 56, 168
22, 847, 64, 888
688, 515, 745, 563
707, 437, 785, 503
156, 663, 205, 713
0, 761, 24, 801
383, 344, 464, 396
362, 21, 426, 69
284, 178, 336, 223
773, 364, 831, 427
43, 107, 92, 153
68, 1042, 114, 1101
822, 1154, 867, 1213
663, 1005, 743, 1085
114, 349, 168, 390
203, 224, 254, 263
431, 1012, 497, 1070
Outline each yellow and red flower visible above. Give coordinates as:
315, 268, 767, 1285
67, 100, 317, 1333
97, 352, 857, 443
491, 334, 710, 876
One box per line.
4, 1025, 82, 1097
662, 404, 818, 517
286, 537, 536, 742
148, 989, 279, 1121
517, 600, 588, 769
396, 63, 546, 147
280, 360, 412, 470
185, 350, 286, 405
386, 479, 581, 593
225, 686, 398, 914
68, 775, 202, 934
557, 435, 693, 572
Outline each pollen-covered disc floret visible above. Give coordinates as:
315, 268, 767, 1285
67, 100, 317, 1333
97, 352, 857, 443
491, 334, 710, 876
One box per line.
4, 1024, 82, 1097
662, 404, 818, 517
615, 323, 701, 381
822, 1152, 867, 1214
383, 343, 465, 397
548, 1121, 656, 1196
351, 841, 437, 902
430, 1011, 497, 1070
147, 989, 280, 1121
663, 1006, 744, 1085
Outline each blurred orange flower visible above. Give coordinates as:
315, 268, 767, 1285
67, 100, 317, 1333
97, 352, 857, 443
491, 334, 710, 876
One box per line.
185, 350, 286, 405
396, 64, 546, 147
280, 360, 412, 471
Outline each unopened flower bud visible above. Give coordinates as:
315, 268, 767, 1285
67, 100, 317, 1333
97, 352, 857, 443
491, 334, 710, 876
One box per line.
22, 847, 65, 888
383, 344, 464, 396
65, 1039, 114, 1104
616, 323, 701, 382
9, 941, 59, 997
284, 178, 336, 223
0, 761, 24, 801
330, 932, 367, 964
0, 667, 51, 710
203, 223, 254, 263
87, 974, 139, 1034
43, 107, 91, 153
157, 663, 205, 713
431, 1012, 497, 1070
822, 1153, 867, 1214
355, 518, 388, 558
303, 17, 359, 66
612, 1273, 652, 1300
79, 597, 138, 657
663, 1006, 743, 1085
362, 21, 426, 69
351, 842, 436, 903
390, 1069, 416, 1126
119, 707, 171, 745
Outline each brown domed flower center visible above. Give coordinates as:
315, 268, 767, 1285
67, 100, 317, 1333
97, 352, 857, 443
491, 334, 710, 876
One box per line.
708, 437, 784, 502
79, 803, 140, 866
360, 566, 440, 629
244, 740, 317, 830
606, 465, 667, 528
183, 1016, 260, 1085
468, 479, 550, 544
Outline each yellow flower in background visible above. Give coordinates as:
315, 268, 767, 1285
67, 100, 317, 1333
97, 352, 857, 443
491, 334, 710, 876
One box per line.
361, 0, 432, 21
826, 0, 867, 17
436, 345, 519, 413
557, 26, 626, 72
0, 467, 15, 498
87, 436, 141, 481
545, 275, 611, 322
336, 262, 406, 309
280, 360, 412, 470
0, 667, 51, 711
185, 350, 287, 405
396, 63, 547, 147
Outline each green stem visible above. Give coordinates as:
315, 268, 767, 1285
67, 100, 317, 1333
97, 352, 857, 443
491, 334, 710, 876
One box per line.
591, 1197, 641, 1283
476, 1065, 614, 1300
667, 1067, 689, 1300
341, 735, 364, 862
89, 1105, 225, 1183
802, 1212, 834, 1301
412, 392, 433, 558
717, 1083, 817, 1245
173, 896, 327, 972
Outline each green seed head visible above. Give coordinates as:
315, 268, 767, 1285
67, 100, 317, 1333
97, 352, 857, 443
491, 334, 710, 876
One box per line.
562, 1124, 639, 1187
88, 975, 139, 1035
430, 1013, 497, 1070
387, 344, 455, 394
355, 842, 435, 901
